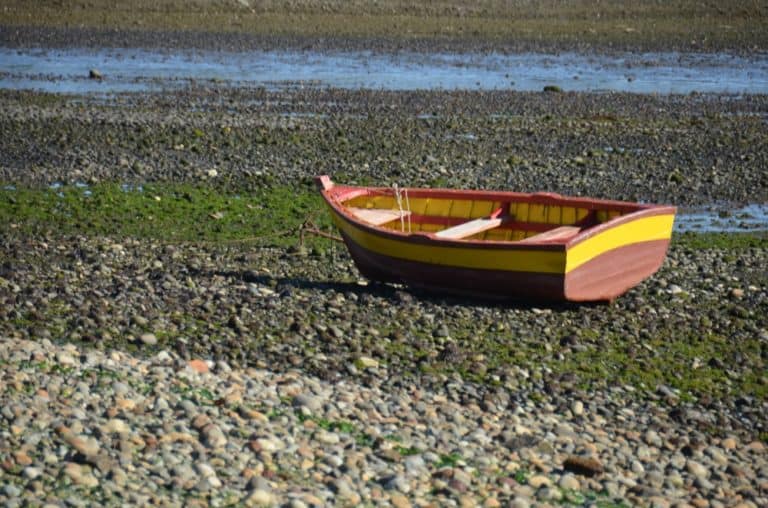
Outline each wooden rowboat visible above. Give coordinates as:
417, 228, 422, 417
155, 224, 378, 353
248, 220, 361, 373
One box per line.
315, 175, 676, 302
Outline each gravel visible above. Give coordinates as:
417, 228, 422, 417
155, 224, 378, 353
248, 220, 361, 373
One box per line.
1, 336, 766, 507
0, 230, 766, 505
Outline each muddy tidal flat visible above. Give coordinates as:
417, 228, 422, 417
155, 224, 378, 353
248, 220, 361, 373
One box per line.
2, 3, 768, 507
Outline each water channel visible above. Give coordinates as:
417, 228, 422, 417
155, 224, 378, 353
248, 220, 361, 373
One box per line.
2, 47, 767, 94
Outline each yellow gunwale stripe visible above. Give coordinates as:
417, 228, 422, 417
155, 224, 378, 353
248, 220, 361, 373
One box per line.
332, 211, 568, 274
566, 214, 675, 272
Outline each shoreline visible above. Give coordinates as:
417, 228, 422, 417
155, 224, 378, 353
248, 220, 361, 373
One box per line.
2, 24, 767, 56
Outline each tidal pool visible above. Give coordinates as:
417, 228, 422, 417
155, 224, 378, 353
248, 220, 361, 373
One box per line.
674, 204, 768, 233
1, 47, 767, 94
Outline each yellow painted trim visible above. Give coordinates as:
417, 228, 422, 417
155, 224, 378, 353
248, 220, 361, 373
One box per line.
332, 211, 568, 273
565, 214, 675, 272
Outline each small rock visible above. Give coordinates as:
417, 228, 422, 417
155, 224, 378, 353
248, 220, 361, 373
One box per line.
23, 466, 43, 480
527, 474, 551, 488
243, 489, 275, 507
195, 462, 217, 478
63, 463, 99, 488
538, 486, 563, 501
691, 497, 709, 508
56, 352, 77, 366
201, 424, 227, 448
3, 484, 21, 497
314, 430, 340, 444
355, 356, 379, 369
510, 498, 531, 508
694, 475, 715, 490
563, 455, 603, 476
254, 437, 283, 453
383, 474, 410, 493
63, 433, 100, 457
103, 418, 130, 434
13, 450, 32, 466
139, 333, 157, 346
558, 473, 580, 490
644, 430, 663, 447
686, 459, 709, 478
154, 350, 173, 364
434, 324, 450, 337
669, 284, 684, 295
187, 359, 209, 373
197, 475, 222, 491
88, 69, 103, 80
292, 393, 323, 412
404, 454, 426, 474
390, 493, 412, 508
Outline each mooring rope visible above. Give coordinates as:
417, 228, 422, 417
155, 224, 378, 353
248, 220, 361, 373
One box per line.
393, 184, 412, 233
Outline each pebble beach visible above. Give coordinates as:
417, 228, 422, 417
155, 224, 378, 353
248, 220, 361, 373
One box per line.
2, 334, 766, 508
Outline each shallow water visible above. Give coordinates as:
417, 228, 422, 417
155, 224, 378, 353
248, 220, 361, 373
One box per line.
674, 204, 768, 233
1, 47, 767, 94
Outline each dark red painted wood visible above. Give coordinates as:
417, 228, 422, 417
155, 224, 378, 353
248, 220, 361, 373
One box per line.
564, 239, 671, 301
342, 231, 567, 301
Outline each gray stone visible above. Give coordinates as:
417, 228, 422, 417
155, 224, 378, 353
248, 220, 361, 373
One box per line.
196, 475, 222, 491
645, 470, 665, 488
292, 393, 323, 412
243, 489, 276, 507
139, 333, 158, 346
558, 473, 580, 491
201, 424, 227, 448
686, 459, 709, 478
383, 474, 411, 493
23, 466, 43, 479
404, 454, 427, 474
3, 484, 22, 497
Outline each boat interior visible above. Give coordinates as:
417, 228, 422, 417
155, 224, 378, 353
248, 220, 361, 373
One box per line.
341, 191, 636, 242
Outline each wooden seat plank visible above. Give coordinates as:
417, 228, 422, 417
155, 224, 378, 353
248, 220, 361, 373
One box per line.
435, 216, 504, 239
349, 207, 411, 226
517, 225, 581, 243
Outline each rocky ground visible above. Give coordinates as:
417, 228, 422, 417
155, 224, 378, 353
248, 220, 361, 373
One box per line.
1, 15, 768, 508
1, 88, 767, 207
0, 229, 766, 507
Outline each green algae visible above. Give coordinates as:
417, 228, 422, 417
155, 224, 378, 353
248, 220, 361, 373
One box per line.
0, 182, 333, 247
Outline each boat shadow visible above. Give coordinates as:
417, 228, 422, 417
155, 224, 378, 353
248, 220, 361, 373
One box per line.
218, 269, 595, 311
